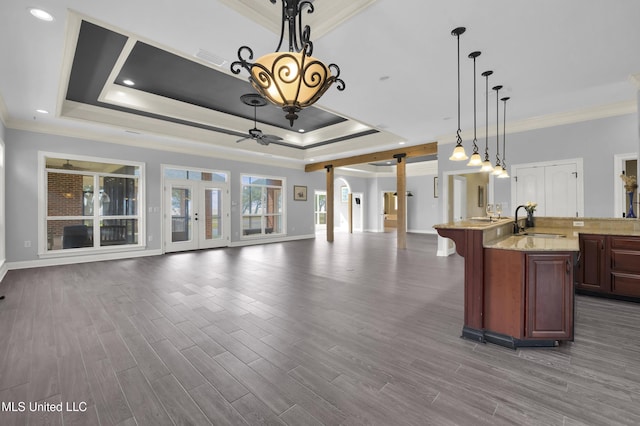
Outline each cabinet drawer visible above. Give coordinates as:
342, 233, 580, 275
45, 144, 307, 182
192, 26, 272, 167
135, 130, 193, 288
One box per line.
611, 272, 640, 297
610, 236, 640, 251
611, 250, 640, 273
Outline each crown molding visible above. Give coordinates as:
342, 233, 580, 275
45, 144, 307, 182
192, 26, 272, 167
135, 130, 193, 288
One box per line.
437, 99, 637, 145
6, 118, 307, 170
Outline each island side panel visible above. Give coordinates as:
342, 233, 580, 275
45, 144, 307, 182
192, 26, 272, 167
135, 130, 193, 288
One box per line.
435, 228, 485, 339
484, 248, 525, 339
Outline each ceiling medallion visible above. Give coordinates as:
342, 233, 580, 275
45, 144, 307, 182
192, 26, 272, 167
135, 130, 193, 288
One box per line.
231, 0, 345, 126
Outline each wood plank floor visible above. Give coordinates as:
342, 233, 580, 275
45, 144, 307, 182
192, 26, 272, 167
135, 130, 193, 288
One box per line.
1, 232, 640, 425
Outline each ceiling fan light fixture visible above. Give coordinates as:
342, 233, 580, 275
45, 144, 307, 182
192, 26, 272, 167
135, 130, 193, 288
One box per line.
231, 0, 345, 127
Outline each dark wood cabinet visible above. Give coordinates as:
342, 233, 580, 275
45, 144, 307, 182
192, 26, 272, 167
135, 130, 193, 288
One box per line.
576, 234, 640, 300
525, 253, 573, 340
575, 234, 607, 292
484, 249, 574, 347
609, 236, 640, 298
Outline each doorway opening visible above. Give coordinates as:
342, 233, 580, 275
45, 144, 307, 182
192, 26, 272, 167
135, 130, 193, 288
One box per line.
614, 153, 638, 218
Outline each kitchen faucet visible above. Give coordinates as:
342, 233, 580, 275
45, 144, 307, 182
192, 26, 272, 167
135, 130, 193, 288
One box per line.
514, 205, 527, 234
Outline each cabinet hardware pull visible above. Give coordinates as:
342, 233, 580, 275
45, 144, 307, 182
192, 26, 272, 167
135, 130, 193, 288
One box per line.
566, 259, 571, 273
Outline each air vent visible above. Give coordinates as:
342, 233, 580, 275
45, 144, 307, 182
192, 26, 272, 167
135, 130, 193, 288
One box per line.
195, 49, 227, 67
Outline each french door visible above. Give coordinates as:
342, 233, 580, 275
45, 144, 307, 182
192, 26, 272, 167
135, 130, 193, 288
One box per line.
165, 180, 229, 252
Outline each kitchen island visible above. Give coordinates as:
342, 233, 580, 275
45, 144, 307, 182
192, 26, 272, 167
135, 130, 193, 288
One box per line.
435, 216, 640, 348
435, 217, 579, 348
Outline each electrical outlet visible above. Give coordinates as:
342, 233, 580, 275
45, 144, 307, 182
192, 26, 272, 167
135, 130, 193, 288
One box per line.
148, 235, 153, 242
573, 221, 584, 227
24, 240, 31, 248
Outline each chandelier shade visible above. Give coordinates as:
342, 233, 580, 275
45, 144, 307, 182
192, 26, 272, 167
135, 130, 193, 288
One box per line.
231, 1, 345, 127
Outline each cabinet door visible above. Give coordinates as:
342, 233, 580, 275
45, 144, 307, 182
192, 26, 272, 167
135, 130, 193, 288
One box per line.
526, 253, 574, 340
576, 234, 607, 292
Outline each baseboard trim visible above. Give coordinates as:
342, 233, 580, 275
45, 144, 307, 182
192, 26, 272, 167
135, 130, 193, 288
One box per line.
407, 229, 438, 235
7, 249, 163, 270
230, 234, 315, 248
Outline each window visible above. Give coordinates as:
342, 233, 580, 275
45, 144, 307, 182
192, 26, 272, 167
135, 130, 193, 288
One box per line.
241, 175, 284, 236
42, 154, 144, 252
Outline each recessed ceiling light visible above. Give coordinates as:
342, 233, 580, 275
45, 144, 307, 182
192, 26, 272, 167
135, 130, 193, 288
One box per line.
399, 142, 406, 145
309, 159, 316, 162
29, 8, 54, 22
386, 161, 392, 165
298, 129, 305, 133
123, 79, 135, 86
36, 109, 49, 114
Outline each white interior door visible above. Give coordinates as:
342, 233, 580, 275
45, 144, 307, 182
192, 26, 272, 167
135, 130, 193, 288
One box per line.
545, 164, 578, 217
352, 192, 364, 232
165, 180, 229, 252
514, 166, 545, 214
453, 176, 467, 221
513, 161, 581, 217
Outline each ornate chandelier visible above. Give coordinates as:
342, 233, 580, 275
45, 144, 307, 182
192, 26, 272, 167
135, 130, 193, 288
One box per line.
231, 0, 345, 126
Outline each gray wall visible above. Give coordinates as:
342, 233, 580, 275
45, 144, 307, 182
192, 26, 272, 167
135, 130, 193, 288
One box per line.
439, 113, 639, 220
407, 174, 439, 233
5, 129, 325, 263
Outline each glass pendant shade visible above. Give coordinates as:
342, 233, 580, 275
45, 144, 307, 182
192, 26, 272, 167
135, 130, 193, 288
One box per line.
497, 166, 509, 178
449, 145, 468, 161
480, 160, 494, 173
492, 165, 503, 176
467, 152, 482, 166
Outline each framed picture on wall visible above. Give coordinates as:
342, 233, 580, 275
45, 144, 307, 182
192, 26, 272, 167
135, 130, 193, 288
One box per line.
434, 177, 439, 198
341, 186, 349, 203
293, 185, 307, 201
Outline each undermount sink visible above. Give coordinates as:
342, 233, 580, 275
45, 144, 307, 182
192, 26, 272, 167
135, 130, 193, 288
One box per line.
521, 232, 566, 239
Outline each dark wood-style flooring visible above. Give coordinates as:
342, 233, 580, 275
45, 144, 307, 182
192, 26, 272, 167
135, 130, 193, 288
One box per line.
1, 232, 639, 425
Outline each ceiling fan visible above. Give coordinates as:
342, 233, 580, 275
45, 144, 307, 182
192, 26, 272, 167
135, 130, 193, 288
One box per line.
237, 94, 283, 146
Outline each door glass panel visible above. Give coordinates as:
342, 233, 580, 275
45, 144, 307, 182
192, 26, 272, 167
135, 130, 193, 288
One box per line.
204, 188, 222, 241
171, 187, 192, 242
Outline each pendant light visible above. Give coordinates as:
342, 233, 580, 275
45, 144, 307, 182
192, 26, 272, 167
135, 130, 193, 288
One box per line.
231, 1, 345, 127
480, 71, 494, 172
498, 96, 511, 178
491, 85, 504, 175
467, 51, 482, 166
449, 27, 468, 161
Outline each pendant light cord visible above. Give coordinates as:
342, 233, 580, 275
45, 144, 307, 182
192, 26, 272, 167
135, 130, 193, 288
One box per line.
456, 32, 462, 145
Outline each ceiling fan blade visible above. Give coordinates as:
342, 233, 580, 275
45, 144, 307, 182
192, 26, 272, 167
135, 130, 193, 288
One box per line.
256, 138, 270, 146
236, 136, 250, 143
263, 135, 283, 143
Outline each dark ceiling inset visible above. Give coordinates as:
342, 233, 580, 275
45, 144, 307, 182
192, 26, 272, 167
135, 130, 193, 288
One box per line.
116, 41, 346, 132
65, 19, 372, 149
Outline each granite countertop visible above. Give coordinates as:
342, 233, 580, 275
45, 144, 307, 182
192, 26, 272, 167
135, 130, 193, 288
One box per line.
433, 217, 513, 230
